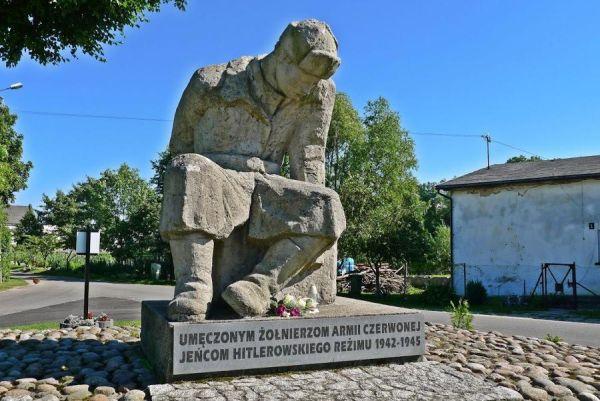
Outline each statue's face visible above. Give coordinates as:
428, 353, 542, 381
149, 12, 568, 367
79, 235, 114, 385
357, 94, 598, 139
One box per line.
274, 60, 321, 99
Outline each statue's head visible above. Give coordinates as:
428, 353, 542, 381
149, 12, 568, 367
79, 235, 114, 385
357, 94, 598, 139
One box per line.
269, 19, 340, 99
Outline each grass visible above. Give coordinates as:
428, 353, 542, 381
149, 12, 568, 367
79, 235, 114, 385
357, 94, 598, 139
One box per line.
575, 310, 600, 320
0, 278, 27, 292
5, 319, 141, 331
39, 267, 174, 286
343, 287, 552, 315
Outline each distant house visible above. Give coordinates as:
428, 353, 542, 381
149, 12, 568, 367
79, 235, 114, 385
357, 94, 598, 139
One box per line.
437, 155, 600, 297
4, 205, 29, 231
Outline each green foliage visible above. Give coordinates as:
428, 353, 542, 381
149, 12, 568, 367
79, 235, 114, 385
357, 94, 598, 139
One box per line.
422, 283, 454, 304
13, 205, 43, 244
545, 333, 563, 344
0, 209, 12, 253
0, 103, 32, 204
466, 280, 488, 305
150, 149, 173, 196
1, 0, 186, 67
0, 278, 27, 292
22, 234, 61, 268
506, 155, 542, 163
450, 299, 473, 330
41, 164, 162, 265
423, 225, 451, 274
332, 96, 430, 292
325, 93, 363, 192
47, 251, 82, 271
418, 182, 450, 233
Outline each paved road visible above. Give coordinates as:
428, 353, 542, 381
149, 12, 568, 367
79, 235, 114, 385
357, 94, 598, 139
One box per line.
0, 273, 172, 327
1, 275, 599, 346
421, 310, 600, 347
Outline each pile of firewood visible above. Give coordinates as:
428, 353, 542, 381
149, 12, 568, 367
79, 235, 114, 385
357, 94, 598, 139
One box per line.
336, 264, 407, 295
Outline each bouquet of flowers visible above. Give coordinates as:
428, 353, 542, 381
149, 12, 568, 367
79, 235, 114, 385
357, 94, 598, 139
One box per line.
271, 293, 319, 318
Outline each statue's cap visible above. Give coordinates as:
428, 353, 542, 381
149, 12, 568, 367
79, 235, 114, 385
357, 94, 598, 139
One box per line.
275, 19, 340, 79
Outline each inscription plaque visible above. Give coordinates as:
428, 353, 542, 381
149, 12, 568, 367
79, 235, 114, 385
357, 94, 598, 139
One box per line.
173, 313, 425, 375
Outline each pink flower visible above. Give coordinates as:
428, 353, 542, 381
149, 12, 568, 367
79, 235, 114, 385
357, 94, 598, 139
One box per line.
275, 305, 287, 317
290, 307, 301, 317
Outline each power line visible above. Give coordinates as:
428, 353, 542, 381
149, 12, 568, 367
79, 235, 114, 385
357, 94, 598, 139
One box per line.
15, 108, 545, 161
490, 138, 544, 159
409, 130, 544, 160
16, 110, 172, 122
409, 131, 481, 138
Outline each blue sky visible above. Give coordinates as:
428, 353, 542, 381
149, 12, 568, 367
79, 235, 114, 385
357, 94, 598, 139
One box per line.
2, 0, 600, 206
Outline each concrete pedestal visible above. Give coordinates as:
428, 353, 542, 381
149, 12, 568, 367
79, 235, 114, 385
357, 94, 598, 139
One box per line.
141, 297, 425, 382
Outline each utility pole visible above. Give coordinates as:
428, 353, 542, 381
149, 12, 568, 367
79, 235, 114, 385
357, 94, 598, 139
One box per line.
482, 134, 492, 169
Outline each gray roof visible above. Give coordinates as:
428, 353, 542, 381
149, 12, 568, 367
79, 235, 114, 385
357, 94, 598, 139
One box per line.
4, 205, 30, 226
436, 155, 600, 190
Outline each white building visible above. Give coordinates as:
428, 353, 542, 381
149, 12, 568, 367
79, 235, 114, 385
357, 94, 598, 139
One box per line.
437, 155, 600, 297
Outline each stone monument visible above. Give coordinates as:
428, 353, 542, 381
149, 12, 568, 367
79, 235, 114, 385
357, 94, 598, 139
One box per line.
142, 19, 425, 381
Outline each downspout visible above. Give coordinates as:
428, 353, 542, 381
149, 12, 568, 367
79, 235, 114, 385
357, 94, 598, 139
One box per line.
437, 188, 454, 291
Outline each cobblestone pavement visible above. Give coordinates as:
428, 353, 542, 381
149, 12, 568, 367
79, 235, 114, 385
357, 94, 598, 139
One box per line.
148, 362, 522, 401
426, 323, 600, 401
1, 322, 599, 400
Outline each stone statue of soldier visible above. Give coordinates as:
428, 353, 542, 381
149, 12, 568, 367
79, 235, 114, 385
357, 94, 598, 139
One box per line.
160, 19, 346, 321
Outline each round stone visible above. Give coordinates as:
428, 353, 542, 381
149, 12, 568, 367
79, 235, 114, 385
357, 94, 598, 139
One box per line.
123, 389, 146, 401
62, 384, 90, 394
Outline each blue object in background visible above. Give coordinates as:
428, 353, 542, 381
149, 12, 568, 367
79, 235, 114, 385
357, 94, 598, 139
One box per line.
342, 257, 355, 272
337, 257, 355, 275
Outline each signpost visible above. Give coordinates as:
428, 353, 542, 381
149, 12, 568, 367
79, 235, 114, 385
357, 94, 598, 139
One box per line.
76, 227, 100, 318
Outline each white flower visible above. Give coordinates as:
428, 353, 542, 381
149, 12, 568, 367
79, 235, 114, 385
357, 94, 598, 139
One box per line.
282, 294, 296, 309
297, 298, 307, 310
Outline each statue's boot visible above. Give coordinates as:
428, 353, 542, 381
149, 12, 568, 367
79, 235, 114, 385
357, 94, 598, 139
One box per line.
222, 236, 331, 316
168, 233, 214, 322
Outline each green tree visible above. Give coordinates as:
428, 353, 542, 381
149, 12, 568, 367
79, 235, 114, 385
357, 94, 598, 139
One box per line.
13, 205, 43, 244
150, 149, 173, 196
337, 97, 429, 293
0, 209, 13, 282
425, 225, 451, 274
41, 164, 162, 266
418, 182, 450, 235
23, 233, 61, 268
1, 0, 186, 67
0, 103, 32, 204
506, 155, 542, 163
325, 93, 364, 192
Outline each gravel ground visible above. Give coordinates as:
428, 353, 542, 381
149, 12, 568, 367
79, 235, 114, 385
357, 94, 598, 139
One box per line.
0, 322, 599, 400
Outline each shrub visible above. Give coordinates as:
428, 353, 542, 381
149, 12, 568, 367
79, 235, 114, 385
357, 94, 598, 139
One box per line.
0, 255, 11, 282
450, 299, 473, 330
422, 283, 454, 305
466, 280, 487, 305
47, 252, 84, 271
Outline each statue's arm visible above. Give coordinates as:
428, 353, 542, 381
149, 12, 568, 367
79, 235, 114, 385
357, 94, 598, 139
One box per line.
168, 71, 211, 155
288, 80, 336, 185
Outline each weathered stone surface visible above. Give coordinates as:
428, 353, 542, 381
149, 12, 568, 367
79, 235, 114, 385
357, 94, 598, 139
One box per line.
142, 297, 424, 381
159, 19, 345, 321
123, 389, 146, 401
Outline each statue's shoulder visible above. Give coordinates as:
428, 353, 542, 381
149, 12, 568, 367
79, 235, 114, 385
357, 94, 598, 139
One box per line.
186, 56, 254, 100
